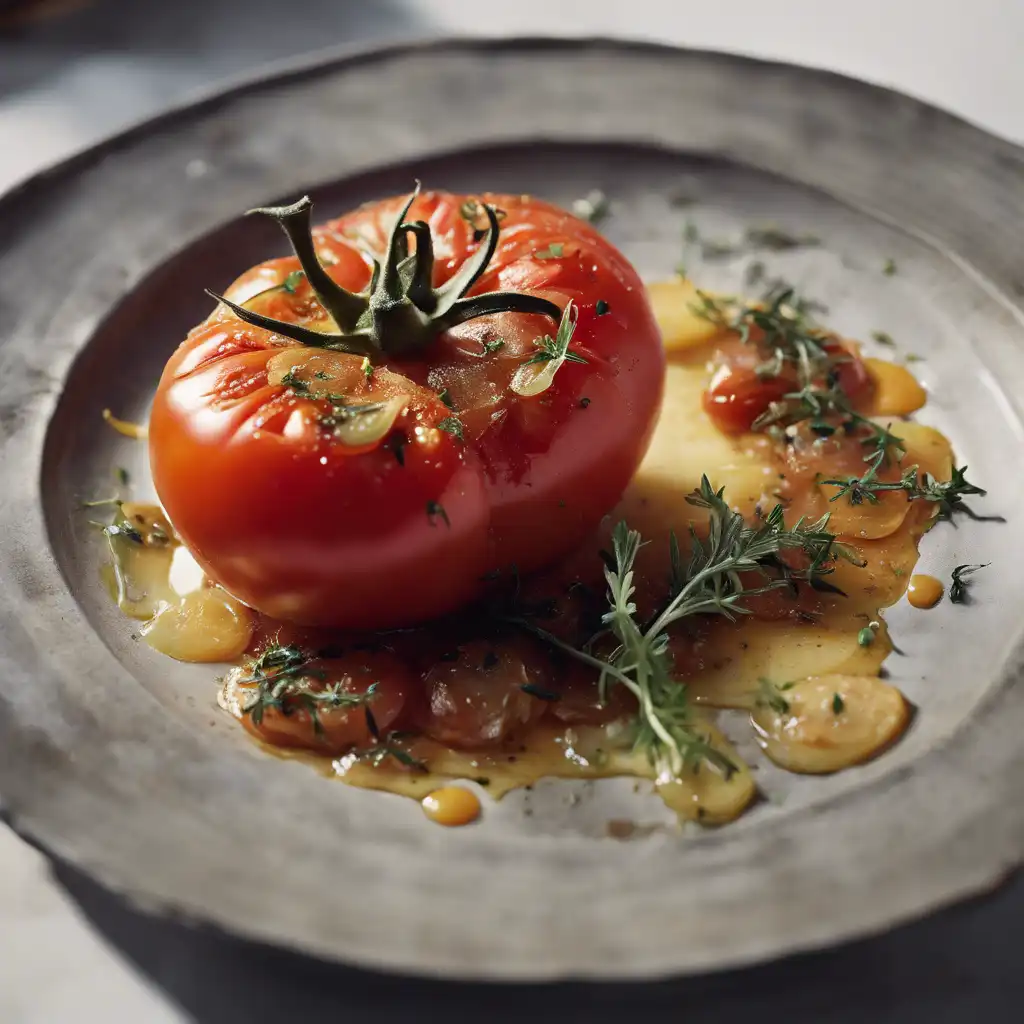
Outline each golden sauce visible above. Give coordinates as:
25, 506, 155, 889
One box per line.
102, 276, 951, 826
864, 358, 927, 416
421, 787, 482, 827
907, 573, 944, 609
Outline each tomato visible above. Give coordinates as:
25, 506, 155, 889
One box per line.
418, 638, 552, 748
150, 189, 664, 629
702, 363, 793, 434
702, 337, 873, 435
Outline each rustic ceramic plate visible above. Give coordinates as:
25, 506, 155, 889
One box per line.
1, 39, 1022, 980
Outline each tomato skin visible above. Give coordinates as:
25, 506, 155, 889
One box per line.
702, 363, 793, 434
150, 191, 664, 628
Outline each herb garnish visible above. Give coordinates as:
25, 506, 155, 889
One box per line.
534, 242, 565, 260
481, 338, 505, 354
510, 302, 586, 397
521, 683, 560, 701
438, 416, 464, 442
595, 299, 610, 316
832, 693, 845, 714
437, 387, 454, 409
282, 269, 305, 293
820, 460, 1003, 522
426, 500, 450, 527
513, 477, 857, 780
757, 677, 795, 715
882, 258, 897, 276
239, 644, 377, 736
949, 563, 989, 604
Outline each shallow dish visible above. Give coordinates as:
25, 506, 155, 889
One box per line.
0, 38, 1022, 979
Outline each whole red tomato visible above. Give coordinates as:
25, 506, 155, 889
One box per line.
149, 188, 664, 629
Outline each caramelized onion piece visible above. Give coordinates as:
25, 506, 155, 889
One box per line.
141, 588, 254, 662
751, 674, 910, 773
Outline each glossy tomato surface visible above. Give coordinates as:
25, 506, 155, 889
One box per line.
150, 191, 665, 629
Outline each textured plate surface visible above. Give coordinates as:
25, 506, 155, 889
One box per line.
1, 39, 1023, 979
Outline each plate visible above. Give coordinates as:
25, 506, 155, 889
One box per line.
0, 38, 1022, 980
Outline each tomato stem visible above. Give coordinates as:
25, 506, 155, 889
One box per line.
214, 183, 562, 359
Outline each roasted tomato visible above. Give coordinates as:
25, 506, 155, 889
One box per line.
150, 188, 664, 628
703, 337, 873, 435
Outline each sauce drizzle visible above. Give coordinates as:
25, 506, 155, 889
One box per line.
421, 787, 482, 827
907, 574, 944, 609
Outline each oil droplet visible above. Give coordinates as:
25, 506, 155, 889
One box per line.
421, 786, 481, 827
907, 574, 944, 609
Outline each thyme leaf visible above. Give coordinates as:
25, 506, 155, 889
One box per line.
239, 644, 378, 735
950, 563, 989, 604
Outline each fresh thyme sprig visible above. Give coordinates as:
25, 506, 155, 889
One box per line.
239, 644, 377, 735
514, 477, 857, 781
820, 458, 1005, 522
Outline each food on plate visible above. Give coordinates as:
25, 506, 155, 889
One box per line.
93, 187, 1000, 828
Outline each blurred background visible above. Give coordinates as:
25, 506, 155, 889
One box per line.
2, 1, 1023, 1021
1, 0, 1022, 193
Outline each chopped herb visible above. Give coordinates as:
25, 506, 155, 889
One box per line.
579, 396, 591, 409
426, 500, 450, 528
437, 387, 454, 409
893, 566, 906, 577
282, 269, 305, 293
239, 643, 377, 735
314, 369, 331, 380
521, 683, 561, 701
904, 353, 924, 364
745, 260, 767, 288
871, 330, 896, 347
832, 693, 845, 714
882, 258, 897, 276
280, 369, 309, 393
595, 299, 610, 316
571, 189, 610, 223
388, 434, 407, 466
355, 735, 428, 772
116, 467, 130, 486
950, 563, 989, 604
481, 338, 505, 354
534, 242, 565, 259
757, 677, 795, 715
857, 626, 875, 647
744, 225, 820, 251
361, 357, 373, 380
437, 416, 464, 442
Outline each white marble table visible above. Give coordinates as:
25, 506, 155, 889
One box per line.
2, 1, 1022, 1020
